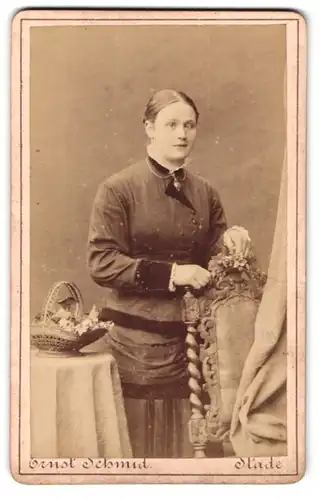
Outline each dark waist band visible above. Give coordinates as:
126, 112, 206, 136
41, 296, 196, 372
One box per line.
99, 307, 187, 337
122, 380, 190, 399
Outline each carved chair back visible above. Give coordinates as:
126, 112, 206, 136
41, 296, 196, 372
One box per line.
183, 251, 267, 457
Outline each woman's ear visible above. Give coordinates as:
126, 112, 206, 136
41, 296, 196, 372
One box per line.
144, 119, 155, 140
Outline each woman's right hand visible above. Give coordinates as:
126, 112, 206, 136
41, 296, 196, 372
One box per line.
173, 264, 211, 290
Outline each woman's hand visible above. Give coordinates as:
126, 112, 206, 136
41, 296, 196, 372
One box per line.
173, 264, 211, 290
223, 226, 253, 259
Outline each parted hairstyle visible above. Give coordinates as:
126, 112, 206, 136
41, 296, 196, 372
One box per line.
143, 89, 200, 124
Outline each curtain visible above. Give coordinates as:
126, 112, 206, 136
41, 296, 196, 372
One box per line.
229, 149, 288, 457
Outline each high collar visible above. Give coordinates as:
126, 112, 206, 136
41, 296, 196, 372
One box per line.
147, 156, 195, 212
147, 155, 185, 178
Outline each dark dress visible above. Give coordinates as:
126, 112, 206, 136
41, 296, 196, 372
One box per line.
87, 157, 227, 457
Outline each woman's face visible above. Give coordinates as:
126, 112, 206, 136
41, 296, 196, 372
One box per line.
145, 101, 197, 164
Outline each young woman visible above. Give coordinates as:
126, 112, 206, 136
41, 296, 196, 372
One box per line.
87, 89, 250, 458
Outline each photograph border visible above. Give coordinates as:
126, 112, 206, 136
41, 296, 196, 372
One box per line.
10, 9, 306, 485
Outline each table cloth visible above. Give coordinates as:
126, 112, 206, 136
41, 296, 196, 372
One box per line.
30, 349, 132, 458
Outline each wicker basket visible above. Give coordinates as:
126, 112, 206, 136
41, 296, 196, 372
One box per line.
31, 281, 107, 353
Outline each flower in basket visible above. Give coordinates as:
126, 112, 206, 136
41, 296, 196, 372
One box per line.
31, 282, 114, 353
57, 318, 76, 333
53, 305, 113, 337
75, 305, 111, 336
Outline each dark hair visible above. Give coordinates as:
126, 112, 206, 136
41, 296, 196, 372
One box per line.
143, 89, 199, 123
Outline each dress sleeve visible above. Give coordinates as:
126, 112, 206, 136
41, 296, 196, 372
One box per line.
208, 188, 228, 256
87, 182, 173, 292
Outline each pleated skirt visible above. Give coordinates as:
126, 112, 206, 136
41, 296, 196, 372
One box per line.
124, 396, 193, 458
88, 328, 225, 458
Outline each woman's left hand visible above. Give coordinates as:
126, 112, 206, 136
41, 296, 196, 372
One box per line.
222, 226, 253, 259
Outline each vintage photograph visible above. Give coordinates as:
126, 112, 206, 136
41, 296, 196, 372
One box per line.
11, 10, 306, 484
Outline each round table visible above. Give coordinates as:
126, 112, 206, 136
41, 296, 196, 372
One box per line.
30, 349, 132, 458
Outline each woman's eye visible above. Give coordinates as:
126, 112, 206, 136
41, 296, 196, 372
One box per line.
165, 121, 195, 130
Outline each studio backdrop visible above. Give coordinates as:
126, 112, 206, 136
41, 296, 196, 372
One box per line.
30, 24, 286, 316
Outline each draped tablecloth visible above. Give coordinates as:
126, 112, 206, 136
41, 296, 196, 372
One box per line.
30, 349, 132, 458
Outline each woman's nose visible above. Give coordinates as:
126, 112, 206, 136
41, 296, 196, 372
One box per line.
177, 125, 187, 138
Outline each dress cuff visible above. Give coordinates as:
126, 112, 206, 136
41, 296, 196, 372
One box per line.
168, 262, 178, 292
135, 260, 173, 292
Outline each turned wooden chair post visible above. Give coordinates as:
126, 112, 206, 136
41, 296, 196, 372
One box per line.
183, 288, 208, 458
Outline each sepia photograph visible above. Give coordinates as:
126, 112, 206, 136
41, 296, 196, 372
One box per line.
11, 9, 306, 484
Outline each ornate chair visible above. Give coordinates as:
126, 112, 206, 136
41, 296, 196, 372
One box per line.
183, 244, 267, 458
